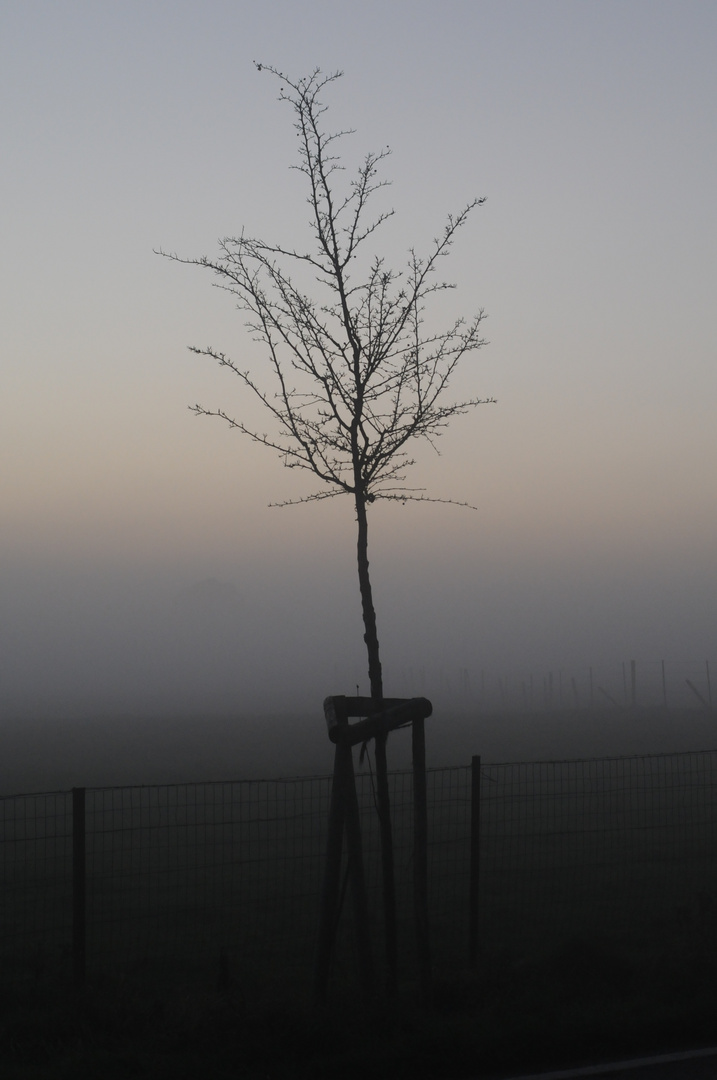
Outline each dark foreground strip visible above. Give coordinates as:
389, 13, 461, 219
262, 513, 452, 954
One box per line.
499, 1045, 717, 1079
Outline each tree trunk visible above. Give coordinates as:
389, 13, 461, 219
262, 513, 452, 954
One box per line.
355, 490, 397, 995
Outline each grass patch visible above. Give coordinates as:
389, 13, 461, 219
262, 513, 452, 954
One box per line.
3, 934, 717, 1079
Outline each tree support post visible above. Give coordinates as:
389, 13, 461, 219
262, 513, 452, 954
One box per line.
314, 743, 348, 1004
318, 695, 432, 1000
341, 739, 374, 1002
373, 731, 397, 995
315, 699, 375, 1005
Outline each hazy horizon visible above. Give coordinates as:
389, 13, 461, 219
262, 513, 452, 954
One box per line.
1, 2, 715, 781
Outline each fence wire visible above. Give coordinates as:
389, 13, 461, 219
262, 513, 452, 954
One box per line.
0, 791, 73, 984
477, 752, 717, 956
84, 777, 332, 991
2, 750, 717, 996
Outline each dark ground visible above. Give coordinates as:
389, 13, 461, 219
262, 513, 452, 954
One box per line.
2, 938, 717, 1080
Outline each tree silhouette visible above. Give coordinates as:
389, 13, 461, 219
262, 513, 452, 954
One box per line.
160, 64, 494, 991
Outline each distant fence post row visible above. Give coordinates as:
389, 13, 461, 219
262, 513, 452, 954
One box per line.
434, 659, 715, 712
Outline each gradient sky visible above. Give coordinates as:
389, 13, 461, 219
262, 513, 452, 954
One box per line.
1, 1, 716, 720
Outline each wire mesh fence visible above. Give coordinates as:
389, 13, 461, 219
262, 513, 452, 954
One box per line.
0, 791, 74, 986
85, 777, 332, 992
2, 750, 717, 998
476, 752, 717, 959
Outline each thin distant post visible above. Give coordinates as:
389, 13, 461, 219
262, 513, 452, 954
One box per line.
707, 661, 713, 709
630, 660, 637, 708
662, 660, 667, 709
72, 787, 86, 988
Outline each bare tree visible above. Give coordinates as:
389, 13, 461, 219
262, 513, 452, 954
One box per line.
159, 64, 493, 991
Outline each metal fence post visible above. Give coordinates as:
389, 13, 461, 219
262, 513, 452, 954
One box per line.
72, 787, 86, 988
469, 755, 481, 969
341, 742, 374, 1004
412, 716, 431, 1000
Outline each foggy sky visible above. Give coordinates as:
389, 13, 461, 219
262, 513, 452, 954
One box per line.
1, 2, 716, 772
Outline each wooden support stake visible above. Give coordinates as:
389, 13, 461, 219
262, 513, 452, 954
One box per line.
314, 743, 347, 1004
598, 686, 620, 708
319, 695, 433, 1001
341, 740, 374, 1003
72, 787, 86, 988
373, 731, 397, 996
469, 756, 481, 969
315, 704, 375, 1005
686, 678, 710, 709
412, 716, 431, 1001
